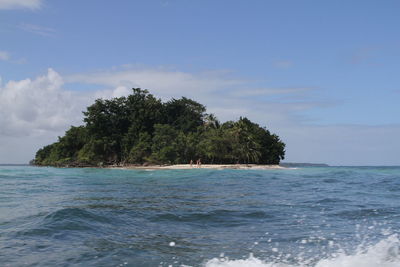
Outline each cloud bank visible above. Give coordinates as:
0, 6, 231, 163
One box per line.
1, 67, 399, 165
66, 67, 318, 128
0, 69, 83, 137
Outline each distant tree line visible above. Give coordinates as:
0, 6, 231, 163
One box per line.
34, 89, 285, 167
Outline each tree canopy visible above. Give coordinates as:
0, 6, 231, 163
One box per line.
34, 89, 285, 167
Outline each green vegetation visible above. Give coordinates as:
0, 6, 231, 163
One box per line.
34, 89, 285, 167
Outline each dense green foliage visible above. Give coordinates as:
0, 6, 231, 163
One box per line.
34, 89, 285, 166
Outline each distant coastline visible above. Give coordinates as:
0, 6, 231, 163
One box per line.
0, 164, 30, 166
280, 162, 329, 167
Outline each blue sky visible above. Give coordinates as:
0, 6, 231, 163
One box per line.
1, 0, 400, 165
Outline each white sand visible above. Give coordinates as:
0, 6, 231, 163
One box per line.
115, 164, 285, 170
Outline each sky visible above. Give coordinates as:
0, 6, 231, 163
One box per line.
1, 0, 400, 165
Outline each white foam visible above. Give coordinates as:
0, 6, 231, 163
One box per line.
205, 255, 290, 267
204, 235, 400, 267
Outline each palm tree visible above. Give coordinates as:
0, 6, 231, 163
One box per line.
231, 118, 261, 164
204, 113, 220, 129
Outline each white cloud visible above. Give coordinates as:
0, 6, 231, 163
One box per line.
0, 0, 42, 9
0, 69, 142, 163
67, 68, 326, 128
0, 68, 86, 137
67, 68, 310, 125
0, 50, 10, 61
67, 68, 244, 99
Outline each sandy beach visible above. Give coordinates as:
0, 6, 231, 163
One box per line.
113, 164, 285, 170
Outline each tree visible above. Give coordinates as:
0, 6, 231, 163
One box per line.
149, 124, 179, 164
230, 118, 261, 164
164, 97, 206, 132
83, 96, 129, 163
34, 89, 285, 166
128, 132, 152, 164
203, 113, 220, 130
121, 88, 163, 159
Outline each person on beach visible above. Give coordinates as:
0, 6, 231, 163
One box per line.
197, 158, 202, 168
190, 159, 193, 167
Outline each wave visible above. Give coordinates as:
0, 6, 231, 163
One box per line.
15, 208, 112, 237
333, 208, 397, 219
151, 210, 274, 226
204, 235, 400, 267
46, 208, 109, 221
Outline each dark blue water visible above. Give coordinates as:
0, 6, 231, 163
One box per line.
1, 166, 400, 266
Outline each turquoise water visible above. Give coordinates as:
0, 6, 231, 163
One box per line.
1, 166, 400, 266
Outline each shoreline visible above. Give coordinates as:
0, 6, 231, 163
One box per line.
109, 164, 286, 170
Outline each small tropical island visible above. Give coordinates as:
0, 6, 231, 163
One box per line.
33, 89, 285, 169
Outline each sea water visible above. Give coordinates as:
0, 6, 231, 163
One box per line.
1, 166, 400, 267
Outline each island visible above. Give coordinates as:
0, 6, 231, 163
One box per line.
33, 89, 286, 168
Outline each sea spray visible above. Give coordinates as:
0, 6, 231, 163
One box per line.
204, 235, 400, 267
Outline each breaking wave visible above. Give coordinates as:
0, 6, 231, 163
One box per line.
205, 235, 400, 267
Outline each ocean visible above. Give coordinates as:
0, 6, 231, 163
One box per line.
1, 165, 400, 267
